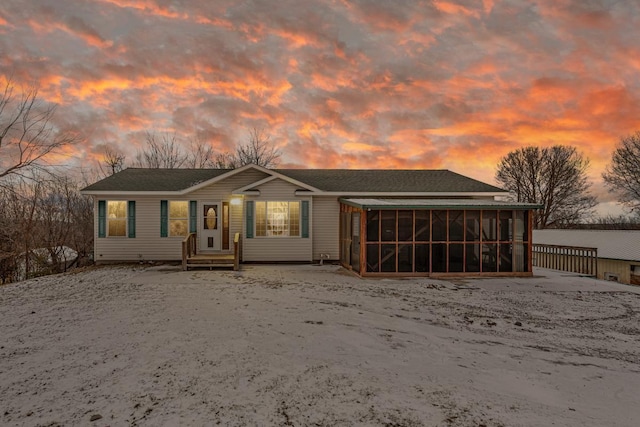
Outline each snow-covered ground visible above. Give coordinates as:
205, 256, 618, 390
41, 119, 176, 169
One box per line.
1, 265, 639, 426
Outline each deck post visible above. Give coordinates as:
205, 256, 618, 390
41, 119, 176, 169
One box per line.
182, 233, 196, 271
233, 233, 241, 271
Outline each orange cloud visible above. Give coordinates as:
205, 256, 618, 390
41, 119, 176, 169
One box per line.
433, 1, 479, 17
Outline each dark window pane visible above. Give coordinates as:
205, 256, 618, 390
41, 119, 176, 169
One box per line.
398, 210, 413, 241
415, 211, 430, 241
366, 211, 379, 242
381, 211, 396, 242
499, 211, 512, 241
465, 244, 481, 272
499, 243, 513, 272
432, 211, 447, 241
449, 210, 464, 241
465, 210, 480, 241
366, 244, 379, 272
432, 243, 447, 272
482, 243, 497, 272
482, 211, 497, 241
449, 243, 464, 272
398, 244, 413, 272
415, 244, 429, 272
381, 244, 396, 272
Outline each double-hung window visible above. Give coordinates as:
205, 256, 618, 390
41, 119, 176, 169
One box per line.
107, 201, 127, 237
255, 201, 300, 237
169, 201, 189, 237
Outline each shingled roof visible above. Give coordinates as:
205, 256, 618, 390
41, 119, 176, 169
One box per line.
81, 168, 232, 192
81, 166, 505, 194
276, 169, 504, 193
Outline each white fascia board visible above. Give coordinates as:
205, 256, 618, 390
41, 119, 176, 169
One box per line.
79, 190, 184, 196
232, 190, 260, 195
295, 191, 506, 197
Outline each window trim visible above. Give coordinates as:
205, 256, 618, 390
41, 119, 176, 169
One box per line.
106, 200, 128, 238
254, 200, 301, 238
168, 200, 189, 238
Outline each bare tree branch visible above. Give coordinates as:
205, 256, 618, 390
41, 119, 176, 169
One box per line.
214, 127, 281, 169
185, 136, 215, 168
0, 77, 77, 180
100, 146, 126, 176
133, 132, 187, 168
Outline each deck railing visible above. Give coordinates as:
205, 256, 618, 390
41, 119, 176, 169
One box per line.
182, 233, 197, 271
532, 244, 597, 276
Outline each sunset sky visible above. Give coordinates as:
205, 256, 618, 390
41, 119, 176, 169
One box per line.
2, 0, 640, 215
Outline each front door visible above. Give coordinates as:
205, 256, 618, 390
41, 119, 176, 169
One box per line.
200, 202, 221, 251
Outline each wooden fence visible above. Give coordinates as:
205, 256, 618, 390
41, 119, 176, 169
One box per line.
532, 244, 597, 276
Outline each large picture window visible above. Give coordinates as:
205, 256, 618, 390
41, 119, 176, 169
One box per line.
255, 201, 300, 237
107, 201, 127, 237
169, 201, 189, 237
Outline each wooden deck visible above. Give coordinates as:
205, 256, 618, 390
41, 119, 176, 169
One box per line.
182, 232, 241, 271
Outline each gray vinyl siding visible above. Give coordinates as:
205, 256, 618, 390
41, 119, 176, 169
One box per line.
243, 178, 312, 262
312, 196, 340, 261
94, 197, 182, 261
93, 169, 268, 262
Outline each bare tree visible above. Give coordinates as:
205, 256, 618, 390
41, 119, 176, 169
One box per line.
212, 152, 239, 169
496, 145, 597, 228
185, 137, 215, 168
215, 127, 281, 169
603, 131, 640, 213
100, 146, 126, 176
133, 132, 187, 168
0, 77, 77, 180
236, 127, 281, 168
0, 172, 93, 282
584, 214, 640, 230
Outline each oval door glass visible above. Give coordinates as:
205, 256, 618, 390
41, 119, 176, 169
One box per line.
204, 205, 217, 230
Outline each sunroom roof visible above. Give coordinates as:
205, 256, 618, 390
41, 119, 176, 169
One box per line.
340, 198, 542, 210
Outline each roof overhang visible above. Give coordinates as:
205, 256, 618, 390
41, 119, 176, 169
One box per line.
297, 191, 507, 197
340, 198, 543, 210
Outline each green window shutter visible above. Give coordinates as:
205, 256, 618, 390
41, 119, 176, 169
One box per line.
160, 200, 168, 237
98, 200, 106, 238
245, 201, 254, 238
127, 201, 136, 238
189, 200, 197, 233
301, 200, 309, 238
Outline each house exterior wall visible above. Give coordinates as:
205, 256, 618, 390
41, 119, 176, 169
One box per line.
94, 196, 182, 262
312, 196, 340, 261
242, 178, 313, 262
598, 258, 640, 285
93, 169, 268, 262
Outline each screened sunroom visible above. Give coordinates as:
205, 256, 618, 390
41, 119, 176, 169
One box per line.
339, 199, 540, 277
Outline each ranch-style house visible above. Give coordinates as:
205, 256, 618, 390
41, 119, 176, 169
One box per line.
81, 164, 540, 277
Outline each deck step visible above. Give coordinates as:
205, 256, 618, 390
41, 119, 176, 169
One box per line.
185, 253, 236, 270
